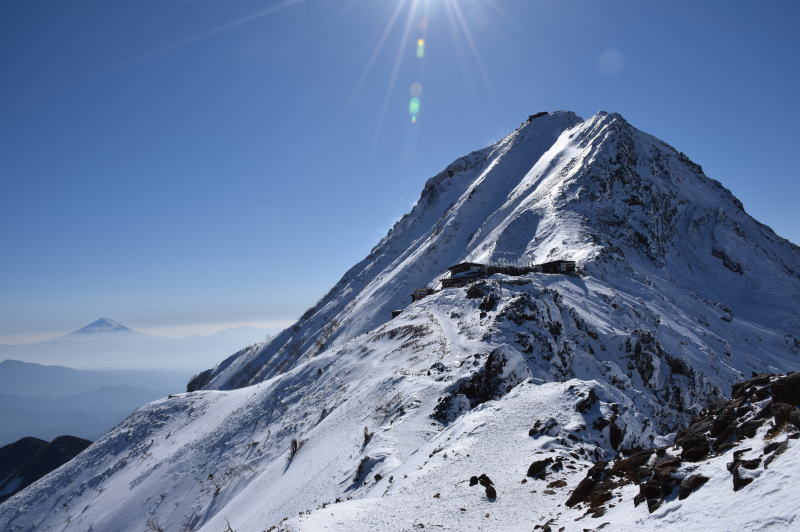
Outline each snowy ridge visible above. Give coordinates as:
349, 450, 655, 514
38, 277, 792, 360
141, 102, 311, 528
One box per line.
1, 111, 799, 531
199, 111, 585, 390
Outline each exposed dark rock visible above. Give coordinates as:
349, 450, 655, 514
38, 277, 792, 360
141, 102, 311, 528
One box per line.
739, 458, 761, 470
680, 436, 710, 462
711, 248, 743, 274
736, 419, 763, 439
763, 441, 782, 454
565, 461, 607, 507
766, 402, 794, 437
478, 473, 494, 487
764, 440, 789, 469
565, 477, 596, 508
675, 416, 713, 461
728, 462, 753, 491
485, 485, 497, 499
527, 457, 554, 479
634, 479, 664, 512
612, 449, 655, 483
479, 293, 500, 312
732, 447, 752, 460
575, 389, 599, 413
710, 409, 737, 438
789, 409, 800, 430
609, 422, 625, 452
771, 373, 800, 406
678, 474, 709, 500
731, 374, 772, 398
431, 350, 513, 424
592, 417, 611, 430
530, 418, 559, 437
352, 455, 383, 486
465, 282, 490, 299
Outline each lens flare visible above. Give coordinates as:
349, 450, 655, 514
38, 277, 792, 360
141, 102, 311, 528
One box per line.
416, 38, 425, 58
409, 96, 421, 122
409, 97, 420, 115
409, 82, 423, 97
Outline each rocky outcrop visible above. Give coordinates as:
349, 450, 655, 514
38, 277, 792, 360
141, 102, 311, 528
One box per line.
432, 350, 518, 424
565, 373, 799, 515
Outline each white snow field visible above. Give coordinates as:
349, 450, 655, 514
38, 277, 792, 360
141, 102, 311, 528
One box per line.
1, 111, 798, 531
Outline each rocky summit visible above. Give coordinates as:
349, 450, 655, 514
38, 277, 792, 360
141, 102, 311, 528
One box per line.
1, 112, 798, 531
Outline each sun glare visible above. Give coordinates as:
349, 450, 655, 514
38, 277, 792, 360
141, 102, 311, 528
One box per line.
355, 0, 502, 157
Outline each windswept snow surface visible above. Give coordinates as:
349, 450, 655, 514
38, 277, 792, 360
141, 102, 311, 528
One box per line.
1, 112, 799, 531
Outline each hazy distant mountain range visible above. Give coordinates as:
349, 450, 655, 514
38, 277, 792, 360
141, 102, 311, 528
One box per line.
0, 359, 188, 445
0, 319, 273, 445
0, 318, 272, 371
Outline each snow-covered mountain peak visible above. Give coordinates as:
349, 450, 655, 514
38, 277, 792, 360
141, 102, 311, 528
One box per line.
194, 110, 798, 392
70, 318, 133, 335
2, 112, 798, 532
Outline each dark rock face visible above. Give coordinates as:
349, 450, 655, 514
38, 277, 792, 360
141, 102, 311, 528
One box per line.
0, 435, 92, 503
764, 440, 789, 469
770, 373, 800, 406
575, 389, 599, 413
674, 373, 798, 459
432, 350, 517, 423
727, 459, 755, 491
565, 461, 608, 508
527, 457, 554, 479
678, 475, 709, 500
609, 421, 625, 452
529, 418, 559, 437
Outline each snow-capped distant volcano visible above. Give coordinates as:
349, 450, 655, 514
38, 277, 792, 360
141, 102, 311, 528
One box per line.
2, 111, 798, 531
70, 318, 134, 335
0, 319, 271, 371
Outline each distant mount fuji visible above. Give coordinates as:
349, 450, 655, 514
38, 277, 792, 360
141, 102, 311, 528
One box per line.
0, 317, 271, 371
70, 318, 134, 335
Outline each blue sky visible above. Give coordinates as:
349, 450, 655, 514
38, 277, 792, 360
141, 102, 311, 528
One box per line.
1, 0, 798, 343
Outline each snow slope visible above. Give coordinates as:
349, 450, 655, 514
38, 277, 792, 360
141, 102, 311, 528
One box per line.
1, 111, 798, 531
